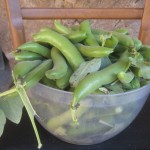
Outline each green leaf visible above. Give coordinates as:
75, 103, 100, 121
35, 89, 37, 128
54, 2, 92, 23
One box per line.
122, 77, 141, 90
128, 54, 150, 79
106, 82, 124, 94
100, 57, 112, 69
0, 92, 23, 124
69, 58, 101, 87
131, 77, 141, 89
140, 63, 150, 79
104, 35, 118, 49
0, 109, 6, 137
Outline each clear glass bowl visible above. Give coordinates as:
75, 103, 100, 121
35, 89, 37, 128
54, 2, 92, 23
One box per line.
27, 83, 150, 145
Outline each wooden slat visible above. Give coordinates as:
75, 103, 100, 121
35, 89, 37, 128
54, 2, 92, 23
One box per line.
139, 0, 150, 44
5, 0, 25, 49
21, 8, 143, 20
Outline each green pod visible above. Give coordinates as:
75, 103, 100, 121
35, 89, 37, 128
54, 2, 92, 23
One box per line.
104, 36, 118, 49
66, 30, 87, 43
67, 122, 112, 137
94, 34, 102, 45
114, 44, 128, 52
130, 66, 142, 77
40, 76, 57, 88
56, 66, 73, 89
13, 60, 42, 79
139, 45, 150, 60
133, 38, 142, 51
131, 77, 140, 89
71, 25, 79, 31
80, 20, 99, 46
46, 107, 87, 131
114, 28, 129, 35
17, 42, 50, 58
71, 51, 130, 108
76, 43, 113, 58
24, 59, 53, 88
91, 28, 108, 35
54, 20, 72, 34
13, 51, 43, 61
45, 47, 68, 80
112, 32, 134, 47
33, 29, 84, 70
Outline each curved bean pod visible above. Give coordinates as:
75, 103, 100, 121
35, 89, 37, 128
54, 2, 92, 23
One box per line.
71, 51, 130, 122
17, 42, 50, 58
13, 60, 42, 79
45, 47, 68, 80
139, 45, 150, 60
80, 20, 99, 46
76, 43, 113, 58
104, 36, 118, 49
56, 66, 73, 89
66, 30, 87, 43
54, 20, 72, 34
133, 38, 142, 51
112, 32, 134, 47
24, 59, 53, 88
33, 29, 84, 70
13, 51, 43, 61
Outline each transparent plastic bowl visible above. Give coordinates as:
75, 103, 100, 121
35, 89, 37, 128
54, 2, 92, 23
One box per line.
27, 83, 150, 145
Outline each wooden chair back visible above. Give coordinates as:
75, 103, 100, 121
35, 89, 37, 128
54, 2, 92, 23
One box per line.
5, 0, 150, 49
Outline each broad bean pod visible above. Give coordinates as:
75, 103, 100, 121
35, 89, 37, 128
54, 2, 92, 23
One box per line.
33, 29, 84, 70
13, 51, 43, 61
13, 60, 42, 79
24, 59, 53, 88
71, 51, 130, 122
76, 43, 113, 58
80, 20, 99, 46
54, 20, 72, 34
46, 47, 68, 80
56, 66, 73, 89
104, 36, 118, 49
17, 42, 50, 58
112, 32, 134, 47
139, 45, 150, 60
133, 38, 142, 51
66, 30, 87, 43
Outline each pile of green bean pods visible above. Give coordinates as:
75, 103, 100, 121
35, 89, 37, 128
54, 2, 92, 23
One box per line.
12, 20, 150, 123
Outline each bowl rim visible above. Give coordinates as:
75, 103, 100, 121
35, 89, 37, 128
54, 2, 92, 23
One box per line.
36, 82, 150, 97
